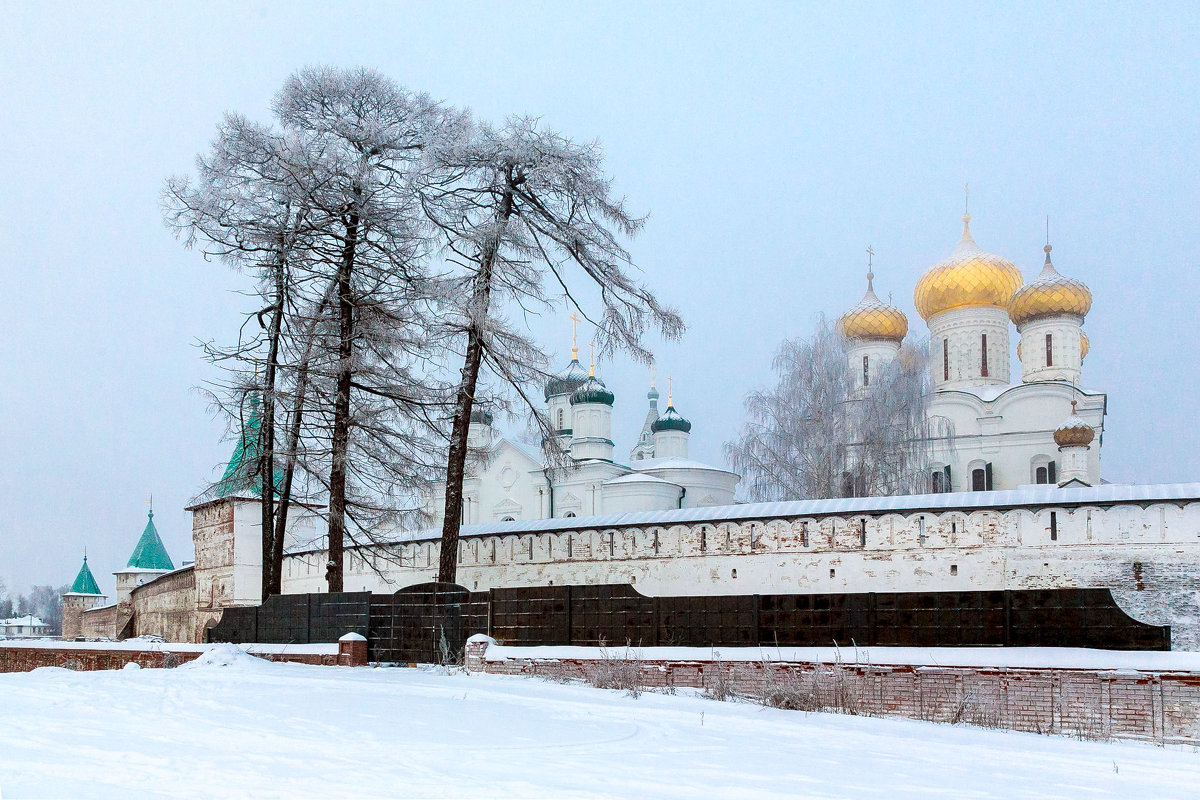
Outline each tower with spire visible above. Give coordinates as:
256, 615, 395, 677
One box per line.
568, 343, 616, 461
836, 247, 909, 391
1008, 234, 1092, 385
630, 378, 660, 461
114, 505, 175, 627
61, 551, 106, 639
651, 377, 692, 459
544, 313, 590, 454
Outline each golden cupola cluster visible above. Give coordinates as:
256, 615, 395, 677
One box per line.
1054, 401, 1096, 448
913, 214, 1025, 321
836, 271, 909, 342
1007, 244, 1092, 326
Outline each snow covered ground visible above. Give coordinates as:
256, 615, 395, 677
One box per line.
1, 647, 1198, 799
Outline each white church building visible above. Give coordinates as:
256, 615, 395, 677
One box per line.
424, 342, 739, 526
837, 211, 1103, 493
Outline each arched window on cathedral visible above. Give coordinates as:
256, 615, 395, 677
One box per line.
564, 511, 576, 518
557, 408, 564, 429
971, 462, 993, 491
862, 355, 869, 387
980, 334, 989, 378
1045, 333, 1053, 367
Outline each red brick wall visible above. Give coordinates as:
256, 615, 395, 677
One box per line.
0, 641, 367, 673
465, 641, 1200, 745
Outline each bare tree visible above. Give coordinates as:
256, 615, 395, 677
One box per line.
269, 67, 466, 592
421, 117, 684, 583
726, 318, 947, 501
163, 113, 317, 596
168, 67, 468, 594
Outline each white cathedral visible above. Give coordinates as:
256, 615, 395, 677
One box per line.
424, 342, 740, 526
838, 211, 1103, 492
426, 208, 1103, 525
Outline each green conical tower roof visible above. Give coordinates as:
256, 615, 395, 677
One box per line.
69, 553, 102, 595
213, 392, 282, 498
126, 510, 175, 571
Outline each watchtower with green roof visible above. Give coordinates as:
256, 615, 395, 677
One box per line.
61, 552, 107, 639
114, 508, 175, 609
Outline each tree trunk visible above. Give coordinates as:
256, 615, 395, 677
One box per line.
272, 342, 313, 589
259, 261, 286, 597
273, 281, 334, 591
438, 180, 515, 584
327, 211, 359, 593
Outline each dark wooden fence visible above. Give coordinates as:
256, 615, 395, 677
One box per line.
205, 584, 1170, 662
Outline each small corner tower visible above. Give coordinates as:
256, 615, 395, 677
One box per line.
1009, 239, 1092, 385
61, 552, 105, 639
651, 378, 692, 459
837, 249, 908, 390
1054, 400, 1096, 486
569, 347, 615, 461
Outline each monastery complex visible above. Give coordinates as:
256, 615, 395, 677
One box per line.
59, 211, 1200, 650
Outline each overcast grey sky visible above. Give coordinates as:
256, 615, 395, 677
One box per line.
1, 2, 1197, 598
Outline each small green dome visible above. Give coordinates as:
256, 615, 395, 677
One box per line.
545, 358, 589, 400
571, 375, 615, 406
470, 408, 494, 426
652, 405, 691, 433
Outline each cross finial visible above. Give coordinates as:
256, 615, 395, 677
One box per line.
964, 183, 969, 215
588, 341, 595, 377
865, 245, 875, 288
650, 365, 656, 389
668, 375, 673, 407
147, 494, 153, 518
568, 312, 581, 360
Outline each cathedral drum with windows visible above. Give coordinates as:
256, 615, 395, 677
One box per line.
839, 212, 1103, 491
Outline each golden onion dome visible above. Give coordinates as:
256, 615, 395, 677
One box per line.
1054, 401, 1095, 448
837, 272, 909, 342
914, 214, 1024, 321
1008, 245, 1092, 327
1080, 330, 1089, 360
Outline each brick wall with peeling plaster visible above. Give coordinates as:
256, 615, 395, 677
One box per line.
464, 639, 1200, 745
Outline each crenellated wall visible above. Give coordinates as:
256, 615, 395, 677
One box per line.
278, 498, 1200, 647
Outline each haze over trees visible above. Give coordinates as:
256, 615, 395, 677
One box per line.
164, 66, 680, 593
726, 318, 944, 501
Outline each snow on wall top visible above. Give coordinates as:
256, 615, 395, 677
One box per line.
294, 481, 1200, 551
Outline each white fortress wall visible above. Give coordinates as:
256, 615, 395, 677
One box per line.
277, 484, 1200, 648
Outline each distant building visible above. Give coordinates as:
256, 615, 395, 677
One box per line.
0, 615, 51, 638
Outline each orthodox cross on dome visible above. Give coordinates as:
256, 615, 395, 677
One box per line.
569, 312, 581, 360
866, 245, 875, 289
668, 375, 674, 406
588, 341, 595, 377
964, 183, 969, 215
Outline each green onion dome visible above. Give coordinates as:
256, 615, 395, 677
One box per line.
470, 408, 494, 426
544, 358, 589, 400
652, 404, 691, 433
570, 374, 615, 406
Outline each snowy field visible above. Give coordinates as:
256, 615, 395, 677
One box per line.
1, 647, 1198, 800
